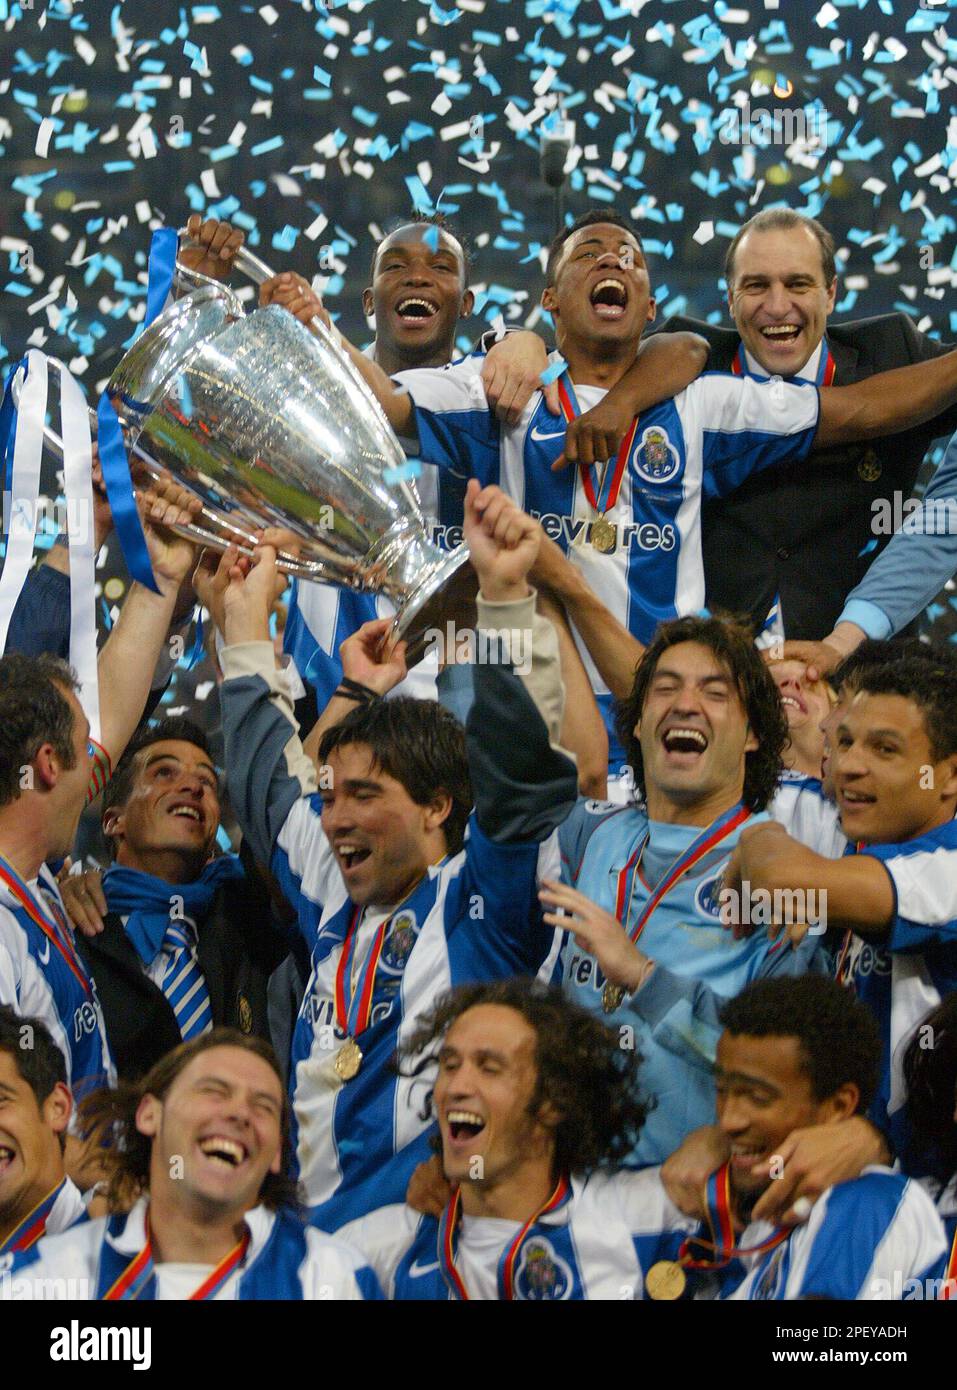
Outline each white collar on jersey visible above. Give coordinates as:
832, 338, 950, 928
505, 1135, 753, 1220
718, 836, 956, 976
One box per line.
742, 337, 823, 384
106, 1195, 274, 1262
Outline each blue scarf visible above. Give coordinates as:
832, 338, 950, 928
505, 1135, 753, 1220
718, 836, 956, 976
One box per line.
102, 857, 245, 968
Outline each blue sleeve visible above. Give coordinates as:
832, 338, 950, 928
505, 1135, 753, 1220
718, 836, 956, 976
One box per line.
355, 1265, 385, 1301
3, 563, 71, 658
410, 402, 500, 483
445, 816, 555, 973
627, 935, 829, 1079
837, 427, 957, 638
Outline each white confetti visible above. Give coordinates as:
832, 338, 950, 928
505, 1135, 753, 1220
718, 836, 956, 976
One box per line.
35, 118, 54, 158
304, 213, 328, 241
815, 3, 839, 27
693, 221, 715, 245
200, 169, 221, 198
259, 5, 279, 23
139, 127, 157, 159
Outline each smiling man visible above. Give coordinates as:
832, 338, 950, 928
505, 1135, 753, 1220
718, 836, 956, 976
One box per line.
340, 979, 698, 1300
326, 208, 957, 779
0, 1007, 86, 1254
646, 208, 957, 641
538, 614, 828, 1166
0, 1031, 379, 1299
712, 977, 946, 1300
725, 652, 957, 1154
765, 659, 845, 860
74, 718, 286, 1080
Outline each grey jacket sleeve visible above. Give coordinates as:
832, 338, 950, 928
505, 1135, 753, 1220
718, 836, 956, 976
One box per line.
219, 640, 319, 866
466, 589, 579, 844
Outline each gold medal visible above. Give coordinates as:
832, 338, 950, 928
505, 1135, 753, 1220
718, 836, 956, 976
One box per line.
334, 1038, 363, 1082
645, 1260, 687, 1301
589, 517, 616, 552
602, 981, 626, 1014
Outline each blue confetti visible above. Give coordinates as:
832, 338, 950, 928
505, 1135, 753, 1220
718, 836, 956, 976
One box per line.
539, 358, 567, 386
383, 459, 423, 485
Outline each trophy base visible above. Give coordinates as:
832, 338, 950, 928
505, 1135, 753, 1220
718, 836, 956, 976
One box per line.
389, 545, 477, 668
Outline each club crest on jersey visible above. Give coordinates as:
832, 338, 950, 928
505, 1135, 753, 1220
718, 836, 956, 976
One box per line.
380, 911, 419, 973
514, 1238, 573, 1300
632, 426, 680, 484
694, 874, 725, 920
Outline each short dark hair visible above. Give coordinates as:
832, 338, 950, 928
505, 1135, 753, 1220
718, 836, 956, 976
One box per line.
398, 978, 650, 1176
724, 209, 837, 288
102, 717, 216, 856
614, 614, 787, 812
719, 976, 881, 1112
0, 1005, 67, 1109
317, 696, 471, 855
79, 1029, 300, 1213
545, 210, 645, 287
902, 993, 957, 1185
369, 212, 472, 288
843, 655, 957, 763
831, 638, 948, 692
0, 653, 79, 808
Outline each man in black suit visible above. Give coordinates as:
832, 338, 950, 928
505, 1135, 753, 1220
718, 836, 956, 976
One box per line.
653, 208, 957, 640
71, 718, 288, 1080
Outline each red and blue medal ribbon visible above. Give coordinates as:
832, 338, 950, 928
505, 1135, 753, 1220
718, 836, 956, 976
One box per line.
102, 1212, 250, 1301
0, 1180, 66, 1254
619, 804, 751, 945
556, 374, 637, 517
0, 854, 90, 997
731, 338, 835, 386
438, 1175, 571, 1301
335, 907, 390, 1039
678, 1161, 790, 1271
942, 1226, 957, 1300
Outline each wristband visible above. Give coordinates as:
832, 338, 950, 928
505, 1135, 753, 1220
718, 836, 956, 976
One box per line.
335, 677, 378, 704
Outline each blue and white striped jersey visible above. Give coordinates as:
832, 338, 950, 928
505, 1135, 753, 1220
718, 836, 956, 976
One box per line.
220, 596, 578, 1224
398, 358, 820, 769
725, 1168, 947, 1300
0, 866, 114, 1113
340, 1167, 698, 1300
769, 769, 847, 859
848, 819, 957, 1149
0, 1199, 380, 1301
559, 800, 826, 1164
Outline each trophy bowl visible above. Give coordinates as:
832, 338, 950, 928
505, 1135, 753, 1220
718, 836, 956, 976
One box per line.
106, 280, 476, 663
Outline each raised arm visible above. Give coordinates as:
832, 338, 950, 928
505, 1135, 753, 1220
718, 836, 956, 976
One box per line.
531, 530, 644, 699
95, 480, 201, 769
463, 482, 579, 844
815, 349, 957, 446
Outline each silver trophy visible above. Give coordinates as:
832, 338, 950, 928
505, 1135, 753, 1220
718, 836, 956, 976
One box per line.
98, 239, 475, 661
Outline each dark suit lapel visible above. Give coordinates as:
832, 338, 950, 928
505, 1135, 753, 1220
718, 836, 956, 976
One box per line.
826, 333, 859, 384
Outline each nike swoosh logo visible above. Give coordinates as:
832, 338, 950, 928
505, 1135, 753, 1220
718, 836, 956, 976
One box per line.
408, 1259, 441, 1278
37, 938, 51, 965
529, 426, 566, 442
